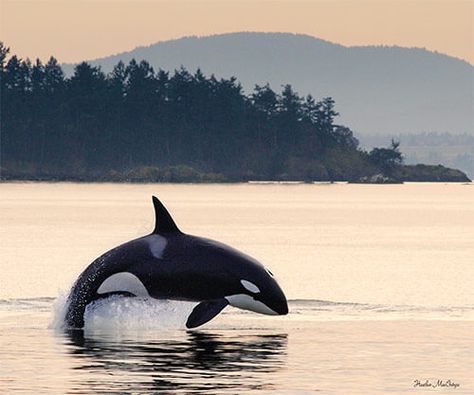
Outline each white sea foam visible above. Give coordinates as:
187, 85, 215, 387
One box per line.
49, 290, 69, 330
50, 292, 198, 331
84, 296, 197, 330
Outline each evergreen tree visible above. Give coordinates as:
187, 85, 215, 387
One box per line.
1, 44, 413, 182
368, 139, 403, 174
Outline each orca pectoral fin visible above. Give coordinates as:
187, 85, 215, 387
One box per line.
186, 299, 229, 329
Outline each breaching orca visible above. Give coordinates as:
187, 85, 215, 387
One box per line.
65, 196, 288, 329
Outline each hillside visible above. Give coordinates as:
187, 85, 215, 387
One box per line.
62, 32, 474, 136
1, 41, 470, 183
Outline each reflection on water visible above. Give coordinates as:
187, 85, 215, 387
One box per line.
62, 330, 288, 393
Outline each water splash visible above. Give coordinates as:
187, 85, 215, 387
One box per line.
49, 290, 69, 330
84, 296, 197, 331
50, 291, 198, 331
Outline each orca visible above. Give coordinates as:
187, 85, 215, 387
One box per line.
65, 196, 288, 329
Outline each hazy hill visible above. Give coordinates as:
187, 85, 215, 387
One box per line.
62, 32, 474, 136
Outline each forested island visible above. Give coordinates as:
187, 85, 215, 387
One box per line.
0, 43, 470, 183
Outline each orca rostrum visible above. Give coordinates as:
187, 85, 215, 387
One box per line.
65, 196, 288, 329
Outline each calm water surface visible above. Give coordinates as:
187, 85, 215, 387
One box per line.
1, 182, 473, 393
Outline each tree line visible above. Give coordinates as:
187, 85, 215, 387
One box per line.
1, 42, 403, 181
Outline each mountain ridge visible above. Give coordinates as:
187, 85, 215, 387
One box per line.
62, 32, 474, 136
64, 32, 473, 68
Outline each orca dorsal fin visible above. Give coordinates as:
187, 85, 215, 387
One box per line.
152, 196, 181, 235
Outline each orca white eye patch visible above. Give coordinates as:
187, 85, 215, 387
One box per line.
240, 279, 260, 294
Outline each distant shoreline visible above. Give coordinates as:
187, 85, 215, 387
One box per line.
2, 163, 470, 184
1, 172, 470, 185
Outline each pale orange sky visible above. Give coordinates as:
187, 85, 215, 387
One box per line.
1, 0, 473, 65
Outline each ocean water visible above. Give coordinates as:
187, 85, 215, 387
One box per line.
1, 182, 473, 393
